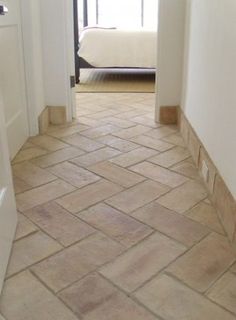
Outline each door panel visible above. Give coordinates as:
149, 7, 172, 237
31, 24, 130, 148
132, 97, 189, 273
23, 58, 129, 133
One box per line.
0, 89, 17, 293
0, 0, 29, 159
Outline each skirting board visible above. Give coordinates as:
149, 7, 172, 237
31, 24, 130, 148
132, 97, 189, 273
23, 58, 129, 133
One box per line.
38, 106, 67, 134
159, 106, 179, 125
179, 109, 236, 251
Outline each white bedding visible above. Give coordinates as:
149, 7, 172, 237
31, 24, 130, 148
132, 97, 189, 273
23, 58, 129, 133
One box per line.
78, 28, 157, 68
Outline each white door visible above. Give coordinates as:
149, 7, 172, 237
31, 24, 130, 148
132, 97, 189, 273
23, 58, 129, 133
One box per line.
0, 88, 17, 293
0, 0, 29, 159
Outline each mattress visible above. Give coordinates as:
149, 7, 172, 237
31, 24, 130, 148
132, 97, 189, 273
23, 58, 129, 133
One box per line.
78, 28, 157, 68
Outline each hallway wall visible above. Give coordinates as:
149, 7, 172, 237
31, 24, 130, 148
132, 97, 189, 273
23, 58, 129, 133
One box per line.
182, 0, 236, 199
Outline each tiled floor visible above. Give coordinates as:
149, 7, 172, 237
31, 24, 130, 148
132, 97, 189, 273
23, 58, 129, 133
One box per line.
0, 93, 236, 320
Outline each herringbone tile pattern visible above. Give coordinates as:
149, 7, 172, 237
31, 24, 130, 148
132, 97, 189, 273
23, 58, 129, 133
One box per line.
0, 93, 235, 320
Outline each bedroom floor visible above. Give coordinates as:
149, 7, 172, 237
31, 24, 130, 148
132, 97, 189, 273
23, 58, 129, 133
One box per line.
0, 92, 236, 320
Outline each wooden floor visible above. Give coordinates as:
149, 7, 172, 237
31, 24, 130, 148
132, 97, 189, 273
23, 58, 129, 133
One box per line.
76, 69, 156, 93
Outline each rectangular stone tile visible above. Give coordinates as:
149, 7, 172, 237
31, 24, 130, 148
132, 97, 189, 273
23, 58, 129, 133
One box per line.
47, 124, 89, 138
132, 115, 160, 128
97, 135, 139, 152
12, 161, 57, 187
135, 274, 235, 320
157, 180, 208, 213
80, 124, 120, 139
12, 147, 48, 164
171, 158, 200, 179
187, 202, 225, 234
162, 133, 186, 147
31, 233, 124, 292
13, 176, 32, 194
7, 231, 62, 277
59, 274, 156, 320
24, 202, 95, 247
167, 233, 236, 293
101, 116, 135, 128
145, 126, 177, 139
70, 147, 121, 168
132, 202, 210, 247
14, 213, 37, 241
88, 161, 145, 188
79, 203, 152, 247
110, 147, 158, 168
0, 271, 78, 320
62, 134, 104, 152
100, 232, 186, 292
87, 109, 120, 119
16, 180, 75, 211
56, 180, 123, 213
207, 272, 236, 315
113, 125, 151, 139
115, 110, 147, 120
47, 161, 100, 188
130, 162, 188, 188
106, 180, 170, 214
31, 147, 85, 168
130, 135, 174, 151
29, 135, 68, 151
148, 146, 190, 168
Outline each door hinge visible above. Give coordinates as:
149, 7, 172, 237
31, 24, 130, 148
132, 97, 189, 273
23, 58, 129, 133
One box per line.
0, 5, 8, 15
70, 75, 76, 88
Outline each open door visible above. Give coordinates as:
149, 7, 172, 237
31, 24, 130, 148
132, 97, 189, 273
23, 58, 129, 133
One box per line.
0, 88, 17, 293
0, 0, 29, 159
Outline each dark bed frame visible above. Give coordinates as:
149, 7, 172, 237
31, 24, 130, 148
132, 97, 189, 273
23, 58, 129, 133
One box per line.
73, 0, 153, 84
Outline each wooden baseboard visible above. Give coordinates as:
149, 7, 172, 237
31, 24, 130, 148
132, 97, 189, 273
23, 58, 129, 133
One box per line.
159, 106, 179, 124
179, 110, 236, 248
38, 106, 67, 134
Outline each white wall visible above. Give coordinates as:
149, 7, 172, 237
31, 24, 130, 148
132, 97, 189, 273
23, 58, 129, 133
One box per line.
182, 0, 236, 199
20, 0, 45, 135
156, 0, 186, 119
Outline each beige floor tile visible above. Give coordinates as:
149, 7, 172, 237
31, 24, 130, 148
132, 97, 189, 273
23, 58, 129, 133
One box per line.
100, 232, 186, 292
132, 202, 210, 247
167, 233, 236, 293
148, 146, 190, 168
13, 176, 32, 194
135, 274, 235, 320
157, 180, 208, 213
207, 272, 236, 314
87, 109, 120, 119
113, 125, 151, 139
106, 180, 170, 213
130, 161, 188, 188
47, 123, 89, 138
110, 147, 157, 167
132, 115, 160, 128
0, 271, 77, 320
7, 231, 62, 277
31, 146, 85, 168
59, 274, 156, 320
31, 233, 124, 292
56, 179, 123, 213
48, 161, 100, 188
145, 126, 177, 139
97, 135, 139, 152
115, 110, 147, 120
88, 161, 146, 188
79, 203, 152, 247
101, 116, 135, 128
187, 202, 225, 234
62, 134, 104, 152
24, 202, 95, 246
162, 132, 186, 147
70, 147, 121, 167
12, 147, 48, 164
171, 158, 200, 179
29, 135, 68, 151
131, 135, 174, 152
231, 262, 236, 274
16, 180, 75, 211
14, 214, 37, 241
12, 161, 57, 187
80, 124, 120, 138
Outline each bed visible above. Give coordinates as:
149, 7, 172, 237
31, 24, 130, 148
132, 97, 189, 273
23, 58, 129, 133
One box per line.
76, 27, 157, 82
